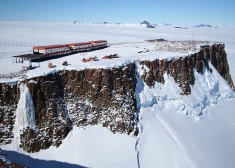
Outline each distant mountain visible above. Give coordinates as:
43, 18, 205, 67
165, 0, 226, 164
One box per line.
141, 20, 150, 26
74, 21, 79, 24
147, 25, 155, 28
152, 24, 159, 27
141, 20, 155, 28
216, 24, 229, 27
73, 22, 232, 28
73, 21, 85, 24
193, 24, 217, 28
159, 23, 172, 26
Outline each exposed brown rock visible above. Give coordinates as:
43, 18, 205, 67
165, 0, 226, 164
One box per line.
61, 63, 137, 135
0, 63, 137, 153
0, 83, 19, 145
140, 44, 235, 94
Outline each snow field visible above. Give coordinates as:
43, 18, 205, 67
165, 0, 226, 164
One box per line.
0, 22, 235, 82
1, 22, 235, 168
138, 99, 235, 168
3, 125, 138, 168
135, 60, 235, 167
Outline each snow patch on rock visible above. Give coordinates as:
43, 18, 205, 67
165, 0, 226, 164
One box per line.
136, 61, 235, 119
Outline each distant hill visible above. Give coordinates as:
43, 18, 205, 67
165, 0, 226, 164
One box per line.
193, 24, 217, 28
141, 20, 155, 28
141, 20, 150, 26
159, 23, 172, 26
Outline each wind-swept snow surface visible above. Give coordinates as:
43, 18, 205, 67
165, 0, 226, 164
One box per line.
138, 99, 235, 168
136, 62, 235, 168
4, 126, 137, 168
1, 22, 235, 81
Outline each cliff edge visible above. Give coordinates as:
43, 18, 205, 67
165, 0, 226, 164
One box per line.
0, 43, 234, 153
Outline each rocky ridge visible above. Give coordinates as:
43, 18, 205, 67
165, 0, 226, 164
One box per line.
0, 43, 234, 153
140, 44, 234, 94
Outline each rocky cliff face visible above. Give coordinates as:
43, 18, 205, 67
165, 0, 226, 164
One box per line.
140, 44, 234, 94
0, 44, 234, 153
1, 63, 137, 153
0, 83, 19, 145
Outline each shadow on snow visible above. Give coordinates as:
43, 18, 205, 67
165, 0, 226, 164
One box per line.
4, 150, 87, 168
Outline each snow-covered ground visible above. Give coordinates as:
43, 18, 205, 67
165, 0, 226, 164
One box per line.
0, 22, 235, 82
3, 125, 137, 168
139, 99, 235, 168
1, 22, 235, 168
0, 41, 200, 83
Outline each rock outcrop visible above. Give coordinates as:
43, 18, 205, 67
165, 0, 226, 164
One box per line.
0, 43, 234, 153
141, 20, 155, 28
140, 44, 234, 94
0, 83, 19, 145
141, 20, 150, 26
1, 63, 137, 153
0, 148, 26, 168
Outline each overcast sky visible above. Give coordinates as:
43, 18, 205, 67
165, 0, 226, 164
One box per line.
0, 0, 234, 25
